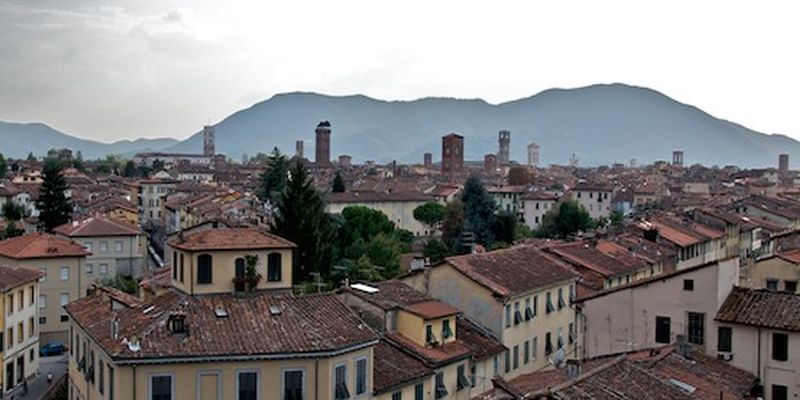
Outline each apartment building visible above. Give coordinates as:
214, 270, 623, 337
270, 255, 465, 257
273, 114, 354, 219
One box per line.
0, 265, 43, 396
633, 214, 726, 270
54, 215, 147, 278
0, 233, 90, 344
327, 191, 437, 236
402, 245, 579, 380
716, 287, 800, 400
748, 250, 800, 293
576, 257, 740, 359
65, 228, 381, 400
131, 178, 178, 227
519, 192, 559, 230
167, 228, 296, 295
487, 186, 526, 217
569, 182, 612, 220
338, 281, 506, 399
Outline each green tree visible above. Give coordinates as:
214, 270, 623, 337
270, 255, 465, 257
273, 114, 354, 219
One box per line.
257, 148, 289, 202
413, 202, 445, 234
332, 172, 346, 193
423, 238, 451, 264
535, 200, 593, 239
271, 161, 335, 282
101, 275, 138, 295
73, 151, 85, 171
37, 158, 73, 232
122, 160, 137, 177
491, 211, 518, 245
339, 206, 396, 245
1, 201, 27, 239
609, 210, 625, 227
26, 152, 36, 161
363, 232, 402, 278
441, 200, 465, 253
151, 159, 165, 171
0, 153, 7, 179
462, 175, 497, 246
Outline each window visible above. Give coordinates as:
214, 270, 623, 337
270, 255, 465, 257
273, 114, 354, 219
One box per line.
426, 324, 436, 345
392, 392, 402, 400
717, 327, 732, 352
115, 241, 123, 252
60, 293, 70, 306
60, 266, 69, 281
766, 279, 779, 291
683, 279, 694, 291
150, 374, 173, 400
85, 242, 93, 252
504, 350, 510, 373
237, 370, 258, 400
505, 305, 511, 328
655, 316, 671, 344
6, 294, 12, 315
6, 328, 12, 349
470, 365, 476, 388
267, 253, 282, 282
29, 286, 34, 305
414, 383, 424, 400
442, 319, 453, 340
99, 264, 109, 275
546, 292, 554, 313
40, 317, 46, 325
569, 323, 575, 344
773, 333, 789, 361
557, 288, 566, 309
334, 364, 349, 400
785, 281, 797, 293
532, 337, 538, 359
456, 364, 469, 391
513, 345, 519, 369
39, 295, 47, 308
513, 301, 522, 325
40, 269, 47, 282
557, 328, 564, 348
524, 340, 530, 364
525, 298, 534, 321
86, 264, 94, 275
99, 361, 105, 395
283, 370, 304, 400
28, 317, 34, 337
99, 241, 108, 252
435, 372, 448, 399
172, 252, 178, 280
61, 315, 69, 322
772, 385, 788, 400
109, 366, 115, 400
17, 322, 23, 343
687, 312, 705, 345
356, 357, 368, 396
180, 253, 185, 282
545, 332, 553, 355
197, 254, 213, 284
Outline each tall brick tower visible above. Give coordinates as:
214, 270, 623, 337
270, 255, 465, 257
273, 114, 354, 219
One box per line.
203, 125, 215, 157
441, 133, 464, 179
779, 153, 790, 184
423, 152, 433, 168
498, 130, 510, 165
315, 121, 331, 165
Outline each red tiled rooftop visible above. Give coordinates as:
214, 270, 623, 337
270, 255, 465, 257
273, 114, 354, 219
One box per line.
0, 233, 91, 259
402, 300, 459, 319
0, 265, 45, 292
54, 215, 141, 237
169, 228, 296, 251
716, 286, 800, 332
385, 332, 472, 367
373, 340, 434, 394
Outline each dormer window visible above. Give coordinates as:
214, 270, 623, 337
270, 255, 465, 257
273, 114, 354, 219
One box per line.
442, 319, 453, 340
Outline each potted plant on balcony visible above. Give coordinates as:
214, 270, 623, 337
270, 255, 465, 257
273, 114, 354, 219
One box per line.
232, 254, 262, 293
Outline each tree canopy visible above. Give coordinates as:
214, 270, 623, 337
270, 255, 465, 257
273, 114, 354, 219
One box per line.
462, 174, 497, 247
332, 172, 346, 193
257, 147, 289, 203
37, 158, 73, 232
534, 200, 594, 239
413, 202, 445, 233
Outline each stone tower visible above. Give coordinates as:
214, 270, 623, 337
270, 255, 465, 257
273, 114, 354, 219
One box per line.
498, 130, 510, 165
203, 125, 215, 157
315, 121, 331, 165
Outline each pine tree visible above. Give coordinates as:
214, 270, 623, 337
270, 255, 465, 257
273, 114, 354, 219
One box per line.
257, 147, 289, 202
332, 171, 346, 193
0, 153, 7, 179
37, 158, 73, 232
462, 174, 497, 247
271, 161, 334, 282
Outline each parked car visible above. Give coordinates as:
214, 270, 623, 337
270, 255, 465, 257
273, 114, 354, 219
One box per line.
40, 342, 66, 357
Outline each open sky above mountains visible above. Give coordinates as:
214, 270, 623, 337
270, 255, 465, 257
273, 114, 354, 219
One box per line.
0, 0, 798, 142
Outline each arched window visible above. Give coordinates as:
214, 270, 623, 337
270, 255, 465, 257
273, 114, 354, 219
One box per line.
267, 253, 282, 282
197, 254, 213, 284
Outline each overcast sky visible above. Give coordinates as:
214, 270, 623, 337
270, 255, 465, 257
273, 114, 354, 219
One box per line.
1, 0, 798, 142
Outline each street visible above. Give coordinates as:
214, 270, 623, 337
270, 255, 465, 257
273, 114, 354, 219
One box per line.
5, 354, 67, 400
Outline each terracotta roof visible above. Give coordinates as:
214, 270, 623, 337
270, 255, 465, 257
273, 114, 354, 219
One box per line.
373, 340, 434, 394
508, 346, 755, 400
521, 191, 560, 201
327, 190, 433, 204
0, 233, 91, 259
442, 245, 578, 299
53, 216, 141, 237
385, 332, 472, 367
402, 300, 459, 319
545, 241, 649, 278
340, 280, 432, 311
716, 287, 800, 331
457, 317, 506, 361
777, 249, 800, 264
0, 265, 44, 292
65, 290, 379, 363
169, 228, 296, 251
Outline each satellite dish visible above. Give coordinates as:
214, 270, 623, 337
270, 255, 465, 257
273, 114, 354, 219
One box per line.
550, 348, 566, 367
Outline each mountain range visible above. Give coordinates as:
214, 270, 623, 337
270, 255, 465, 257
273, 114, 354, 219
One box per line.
2, 83, 797, 168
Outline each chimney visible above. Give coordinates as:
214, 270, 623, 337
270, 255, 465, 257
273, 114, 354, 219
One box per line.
110, 317, 120, 340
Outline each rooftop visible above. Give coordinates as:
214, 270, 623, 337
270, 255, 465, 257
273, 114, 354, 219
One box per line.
0, 232, 91, 259
169, 228, 296, 252
53, 215, 142, 237
716, 286, 800, 331
0, 265, 45, 292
